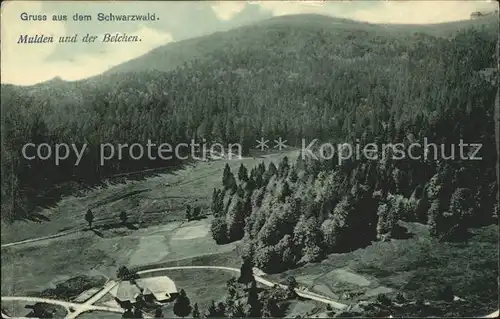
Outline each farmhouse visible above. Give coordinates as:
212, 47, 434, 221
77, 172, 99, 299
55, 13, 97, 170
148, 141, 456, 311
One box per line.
111, 276, 178, 307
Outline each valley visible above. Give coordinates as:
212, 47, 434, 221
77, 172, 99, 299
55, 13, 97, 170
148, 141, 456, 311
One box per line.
1, 149, 498, 318
1, 7, 499, 319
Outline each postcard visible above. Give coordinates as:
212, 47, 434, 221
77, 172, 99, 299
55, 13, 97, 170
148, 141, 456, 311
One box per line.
1, 1, 499, 318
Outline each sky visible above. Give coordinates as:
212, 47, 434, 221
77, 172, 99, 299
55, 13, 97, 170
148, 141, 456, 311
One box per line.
1, 0, 498, 85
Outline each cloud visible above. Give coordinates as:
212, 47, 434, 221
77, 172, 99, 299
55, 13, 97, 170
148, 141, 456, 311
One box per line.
2, 25, 173, 85
52, 27, 173, 81
1, 0, 497, 85
257, 0, 498, 24
1, 2, 173, 85
1, 1, 65, 65
257, 1, 329, 17
349, 1, 498, 24
210, 1, 247, 20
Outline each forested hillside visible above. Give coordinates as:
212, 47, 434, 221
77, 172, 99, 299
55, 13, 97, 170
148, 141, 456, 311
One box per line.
105, 14, 498, 75
1, 14, 498, 224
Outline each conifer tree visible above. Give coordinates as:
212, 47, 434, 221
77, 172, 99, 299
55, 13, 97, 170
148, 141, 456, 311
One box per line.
288, 166, 298, 183
185, 205, 192, 221
279, 181, 292, 203
85, 209, 94, 229
238, 163, 249, 182
222, 163, 231, 189
238, 258, 254, 288
173, 289, 192, 318
247, 279, 262, 317
154, 308, 163, 318
211, 217, 228, 244
205, 301, 218, 318
278, 156, 290, 178
192, 303, 200, 318
428, 199, 443, 237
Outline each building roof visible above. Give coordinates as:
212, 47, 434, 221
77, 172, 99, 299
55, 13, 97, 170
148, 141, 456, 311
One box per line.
136, 276, 177, 301
112, 276, 177, 302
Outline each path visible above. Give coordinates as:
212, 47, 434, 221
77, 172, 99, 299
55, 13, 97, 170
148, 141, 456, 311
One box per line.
0, 199, 160, 249
136, 265, 348, 310
0, 228, 84, 248
2, 265, 499, 318
65, 280, 121, 319
1, 265, 347, 318
0, 295, 123, 318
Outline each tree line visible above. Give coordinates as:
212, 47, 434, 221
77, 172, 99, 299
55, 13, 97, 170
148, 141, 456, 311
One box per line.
1, 21, 497, 222
210, 139, 497, 274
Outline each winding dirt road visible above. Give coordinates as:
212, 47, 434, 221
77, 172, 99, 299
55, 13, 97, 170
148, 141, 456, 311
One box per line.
1, 265, 346, 318
1, 280, 122, 318
1, 228, 84, 249
136, 266, 348, 310
2, 264, 499, 318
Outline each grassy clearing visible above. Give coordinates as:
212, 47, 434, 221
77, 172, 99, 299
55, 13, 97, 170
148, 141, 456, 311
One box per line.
1, 150, 296, 244
267, 222, 499, 314
1, 234, 135, 296
1, 151, 292, 300
1, 217, 239, 299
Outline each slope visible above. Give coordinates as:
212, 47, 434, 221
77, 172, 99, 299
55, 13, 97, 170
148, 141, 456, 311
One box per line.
0, 13, 498, 223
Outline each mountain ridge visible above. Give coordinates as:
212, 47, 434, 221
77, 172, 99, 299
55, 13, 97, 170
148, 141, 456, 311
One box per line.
2, 13, 497, 89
